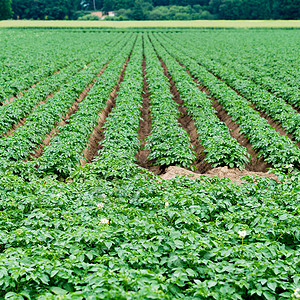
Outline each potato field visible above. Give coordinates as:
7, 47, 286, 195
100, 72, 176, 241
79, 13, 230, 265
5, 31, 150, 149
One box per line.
0, 28, 299, 299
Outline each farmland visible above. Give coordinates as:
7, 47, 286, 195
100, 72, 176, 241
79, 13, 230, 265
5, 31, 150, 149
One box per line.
0, 28, 299, 299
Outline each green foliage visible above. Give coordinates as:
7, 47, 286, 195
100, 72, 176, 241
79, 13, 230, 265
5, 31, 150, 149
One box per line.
78, 14, 100, 20
0, 29, 299, 298
10, 0, 300, 20
90, 35, 145, 180
38, 34, 134, 178
0, 0, 12, 20
0, 166, 299, 298
11, 0, 78, 20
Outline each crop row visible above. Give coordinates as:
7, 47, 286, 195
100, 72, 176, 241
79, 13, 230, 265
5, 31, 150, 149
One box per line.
0, 59, 92, 136
91, 35, 144, 179
0, 32, 121, 102
38, 35, 136, 177
154, 33, 300, 168
0, 34, 133, 162
149, 34, 250, 170
143, 35, 196, 169
160, 33, 300, 140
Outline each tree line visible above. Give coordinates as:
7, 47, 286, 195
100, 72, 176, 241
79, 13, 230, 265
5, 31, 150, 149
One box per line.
0, 0, 299, 20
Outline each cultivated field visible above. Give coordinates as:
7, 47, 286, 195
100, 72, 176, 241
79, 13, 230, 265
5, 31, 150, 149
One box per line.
0, 28, 299, 299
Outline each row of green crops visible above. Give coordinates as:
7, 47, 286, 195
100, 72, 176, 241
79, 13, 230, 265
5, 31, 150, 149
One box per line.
0, 31, 119, 102
91, 35, 144, 180
163, 33, 300, 137
38, 34, 135, 178
154, 33, 300, 168
143, 35, 196, 169
0, 28, 299, 299
149, 34, 250, 169
0, 35, 131, 162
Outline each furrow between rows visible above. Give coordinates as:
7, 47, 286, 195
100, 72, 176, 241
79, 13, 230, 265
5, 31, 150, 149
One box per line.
81, 57, 130, 165
203, 67, 300, 146
135, 53, 153, 172
157, 56, 212, 173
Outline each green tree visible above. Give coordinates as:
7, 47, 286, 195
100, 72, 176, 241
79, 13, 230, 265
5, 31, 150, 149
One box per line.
0, 0, 12, 19
132, 0, 145, 19
278, 0, 300, 19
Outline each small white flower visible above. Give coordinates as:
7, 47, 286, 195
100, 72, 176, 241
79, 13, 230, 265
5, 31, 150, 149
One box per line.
238, 230, 247, 238
286, 164, 293, 168
100, 218, 109, 225
294, 288, 300, 298
165, 202, 169, 208
97, 202, 104, 209
102, 194, 107, 199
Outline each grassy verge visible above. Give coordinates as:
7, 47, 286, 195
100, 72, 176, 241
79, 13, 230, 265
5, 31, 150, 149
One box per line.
1, 19, 300, 28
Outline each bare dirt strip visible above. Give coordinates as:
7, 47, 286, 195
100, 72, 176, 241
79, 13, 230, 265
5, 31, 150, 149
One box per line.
136, 54, 158, 173
30, 63, 109, 160
80, 58, 130, 166
160, 166, 278, 184
155, 56, 212, 174
179, 64, 272, 172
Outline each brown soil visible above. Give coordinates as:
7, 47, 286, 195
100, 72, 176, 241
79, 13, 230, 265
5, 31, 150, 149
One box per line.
158, 56, 212, 173
160, 166, 278, 184
135, 54, 161, 174
30, 63, 109, 160
81, 58, 130, 166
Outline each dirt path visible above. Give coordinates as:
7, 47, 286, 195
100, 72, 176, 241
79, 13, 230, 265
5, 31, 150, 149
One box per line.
81, 58, 130, 166
160, 166, 278, 184
135, 54, 158, 172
